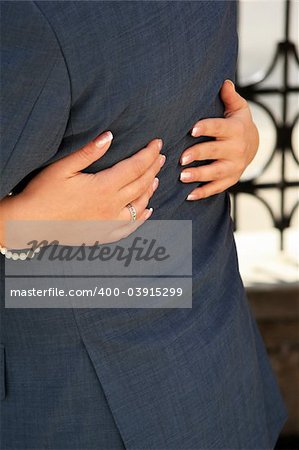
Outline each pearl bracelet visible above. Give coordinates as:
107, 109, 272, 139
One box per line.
0, 245, 41, 261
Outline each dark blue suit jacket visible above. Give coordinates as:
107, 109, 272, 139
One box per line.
1, 1, 287, 449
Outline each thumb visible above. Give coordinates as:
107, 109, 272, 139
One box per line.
55, 131, 113, 175
221, 79, 248, 115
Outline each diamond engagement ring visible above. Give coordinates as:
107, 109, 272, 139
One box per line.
126, 202, 137, 222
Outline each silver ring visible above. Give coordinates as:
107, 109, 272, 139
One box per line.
126, 202, 137, 222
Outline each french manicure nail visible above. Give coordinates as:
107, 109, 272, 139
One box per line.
180, 171, 192, 181
153, 177, 159, 191
225, 79, 235, 89
145, 207, 154, 219
157, 139, 163, 151
187, 193, 196, 201
191, 126, 200, 136
181, 154, 192, 165
160, 154, 166, 167
94, 131, 113, 147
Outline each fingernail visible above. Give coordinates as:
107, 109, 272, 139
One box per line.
94, 131, 113, 147
191, 126, 200, 136
153, 177, 159, 191
181, 154, 192, 165
187, 193, 197, 201
160, 154, 166, 167
157, 139, 163, 151
145, 207, 154, 219
225, 79, 235, 90
180, 171, 192, 181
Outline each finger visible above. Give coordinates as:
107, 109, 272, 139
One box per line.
180, 161, 232, 183
220, 79, 248, 116
119, 177, 159, 221
111, 209, 153, 242
180, 141, 228, 165
186, 179, 234, 200
191, 118, 231, 139
120, 153, 165, 205
101, 138, 163, 189
52, 131, 113, 175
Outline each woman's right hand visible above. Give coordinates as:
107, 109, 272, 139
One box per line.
0, 131, 165, 246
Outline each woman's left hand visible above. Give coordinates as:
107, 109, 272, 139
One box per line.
180, 79, 259, 200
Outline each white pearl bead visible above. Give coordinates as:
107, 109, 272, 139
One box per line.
1, 245, 35, 261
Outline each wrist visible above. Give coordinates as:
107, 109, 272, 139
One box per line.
0, 193, 27, 247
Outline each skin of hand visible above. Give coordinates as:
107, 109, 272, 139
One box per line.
0, 132, 166, 246
180, 79, 259, 200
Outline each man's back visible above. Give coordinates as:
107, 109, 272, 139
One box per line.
2, 1, 238, 203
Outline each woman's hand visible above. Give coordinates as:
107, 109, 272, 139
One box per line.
180, 79, 259, 200
0, 132, 165, 246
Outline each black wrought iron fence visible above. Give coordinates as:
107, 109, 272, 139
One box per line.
230, 0, 299, 250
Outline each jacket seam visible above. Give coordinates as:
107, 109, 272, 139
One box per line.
33, 1, 74, 135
